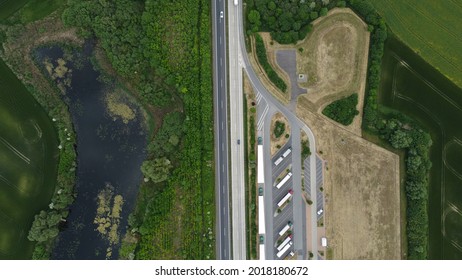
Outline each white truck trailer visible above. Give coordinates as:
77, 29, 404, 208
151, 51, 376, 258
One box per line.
259, 244, 265, 260
278, 221, 292, 236
282, 148, 292, 158
234, 0, 238, 6
276, 235, 292, 251
258, 196, 265, 235
257, 145, 264, 183
277, 190, 293, 208
277, 242, 293, 258
275, 172, 292, 189
274, 156, 283, 166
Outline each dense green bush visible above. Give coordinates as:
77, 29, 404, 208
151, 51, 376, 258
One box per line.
301, 139, 311, 160
273, 120, 286, 138
322, 93, 359, 125
254, 33, 287, 92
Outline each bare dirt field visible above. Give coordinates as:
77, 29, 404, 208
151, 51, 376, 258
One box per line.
296, 8, 370, 136
270, 112, 290, 156
297, 98, 401, 259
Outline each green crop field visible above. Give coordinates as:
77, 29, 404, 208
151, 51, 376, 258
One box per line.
0, 59, 58, 259
0, 0, 64, 23
0, 0, 28, 21
369, 0, 462, 89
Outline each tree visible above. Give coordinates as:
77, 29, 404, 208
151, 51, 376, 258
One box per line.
141, 157, 172, 183
248, 9, 261, 30
320, 8, 328, 17
28, 211, 62, 242
390, 129, 413, 149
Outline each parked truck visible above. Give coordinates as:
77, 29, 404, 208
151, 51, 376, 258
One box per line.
275, 172, 292, 189
276, 235, 292, 251
282, 148, 292, 158
278, 221, 292, 236
274, 156, 283, 166
277, 189, 293, 208
276, 241, 293, 258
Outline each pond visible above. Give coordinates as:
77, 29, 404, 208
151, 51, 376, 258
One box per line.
0, 59, 58, 259
379, 35, 462, 259
34, 43, 147, 259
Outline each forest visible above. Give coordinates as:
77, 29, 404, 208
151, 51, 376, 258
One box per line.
247, 0, 346, 44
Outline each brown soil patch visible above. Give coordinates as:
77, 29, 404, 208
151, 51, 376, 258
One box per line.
297, 98, 401, 259
296, 8, 370, 136
270, 112, 290, 156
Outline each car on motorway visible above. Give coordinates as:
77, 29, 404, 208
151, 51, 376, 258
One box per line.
317, 209, 323, 215
220, 11, 224, 18
237, 139, 240, 145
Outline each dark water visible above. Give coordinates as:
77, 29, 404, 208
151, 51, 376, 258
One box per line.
34, 43, 147, 259
379, 35, 462, 259
0, 59, 58, 259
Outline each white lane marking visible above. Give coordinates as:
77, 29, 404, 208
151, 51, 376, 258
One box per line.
221, 122, 224, 130
222, 165, 224, 172
257, 104, 269, 130
221, 79, 223, 88
220, 36, 222, 45
222, 142, 224, 151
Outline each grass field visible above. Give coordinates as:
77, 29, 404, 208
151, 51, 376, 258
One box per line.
19, 0, 65, 23
0, 0, 28, 21
0, 59, 58, 259
369, 0, 462, 89
0, 0, 64, 23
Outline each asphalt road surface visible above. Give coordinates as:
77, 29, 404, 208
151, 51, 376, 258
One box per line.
235, 2, 319, 259
212, 0, 231, 260
228, 0, 247, 260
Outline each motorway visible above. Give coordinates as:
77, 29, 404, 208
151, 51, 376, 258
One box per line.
214, 0, 321, 260
228, 0, 247, 260
212, 0, 231, 260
